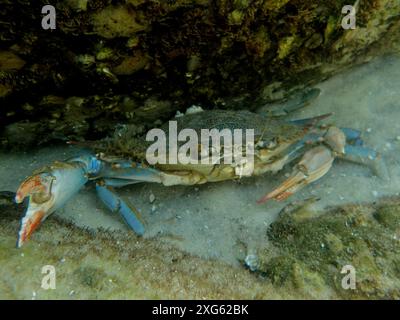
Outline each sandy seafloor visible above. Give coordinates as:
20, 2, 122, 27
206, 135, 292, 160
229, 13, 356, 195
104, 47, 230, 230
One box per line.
1, 54, 400, 268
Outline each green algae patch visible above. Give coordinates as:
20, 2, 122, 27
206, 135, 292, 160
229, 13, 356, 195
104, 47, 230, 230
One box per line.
1, 195, 400, 299
277, 36, 297, 60
1, 0, 400, 148
0, 210, 287, 299
91, 5, 148, 39
256, 199, 400, 299
374, 205, 400, 231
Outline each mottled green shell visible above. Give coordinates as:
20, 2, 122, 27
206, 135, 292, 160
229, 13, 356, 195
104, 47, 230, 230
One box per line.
96, 110, 306, 162
162, 110, 304, 144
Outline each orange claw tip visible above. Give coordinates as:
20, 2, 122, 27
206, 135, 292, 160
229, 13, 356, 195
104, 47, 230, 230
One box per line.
257, 191, 294, 204
257, 194, 272, 204
17, 210, 45, 248
15, 191, 25, 204
257, 190, 294, 204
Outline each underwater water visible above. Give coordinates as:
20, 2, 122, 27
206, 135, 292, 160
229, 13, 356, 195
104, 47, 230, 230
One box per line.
1, 54, 400, 299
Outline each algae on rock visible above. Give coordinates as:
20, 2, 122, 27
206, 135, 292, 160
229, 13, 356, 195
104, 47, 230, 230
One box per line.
1, 190, 399, 299
1, 0, 399, 148
252, 198, 400, 299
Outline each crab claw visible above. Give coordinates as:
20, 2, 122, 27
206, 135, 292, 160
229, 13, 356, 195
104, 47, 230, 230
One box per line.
257, 146, 334, 204
15, 162, 89, 247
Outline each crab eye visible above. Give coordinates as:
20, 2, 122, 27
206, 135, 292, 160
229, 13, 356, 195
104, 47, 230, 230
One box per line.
267, 139, 278, 149
258, 138, 278, 150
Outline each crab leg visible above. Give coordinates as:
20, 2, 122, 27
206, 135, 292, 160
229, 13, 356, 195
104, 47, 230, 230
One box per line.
341, 145, 389, 180
341, 127, 362, 142
260, 88, 321, 117
96, 161, 164, 183
96, 183, 145, 235
289, 113, 332, 127
257, 145, 334, 203
282, 132, 323, 163
280, 126, 344, 164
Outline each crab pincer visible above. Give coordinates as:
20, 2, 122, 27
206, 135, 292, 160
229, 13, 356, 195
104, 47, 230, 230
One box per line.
257, 124, 384, 204
15, 162, 89, 247
257, 145, 335, 203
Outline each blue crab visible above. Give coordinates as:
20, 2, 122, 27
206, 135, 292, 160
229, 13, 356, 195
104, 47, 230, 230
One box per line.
14, 96, 381, 247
